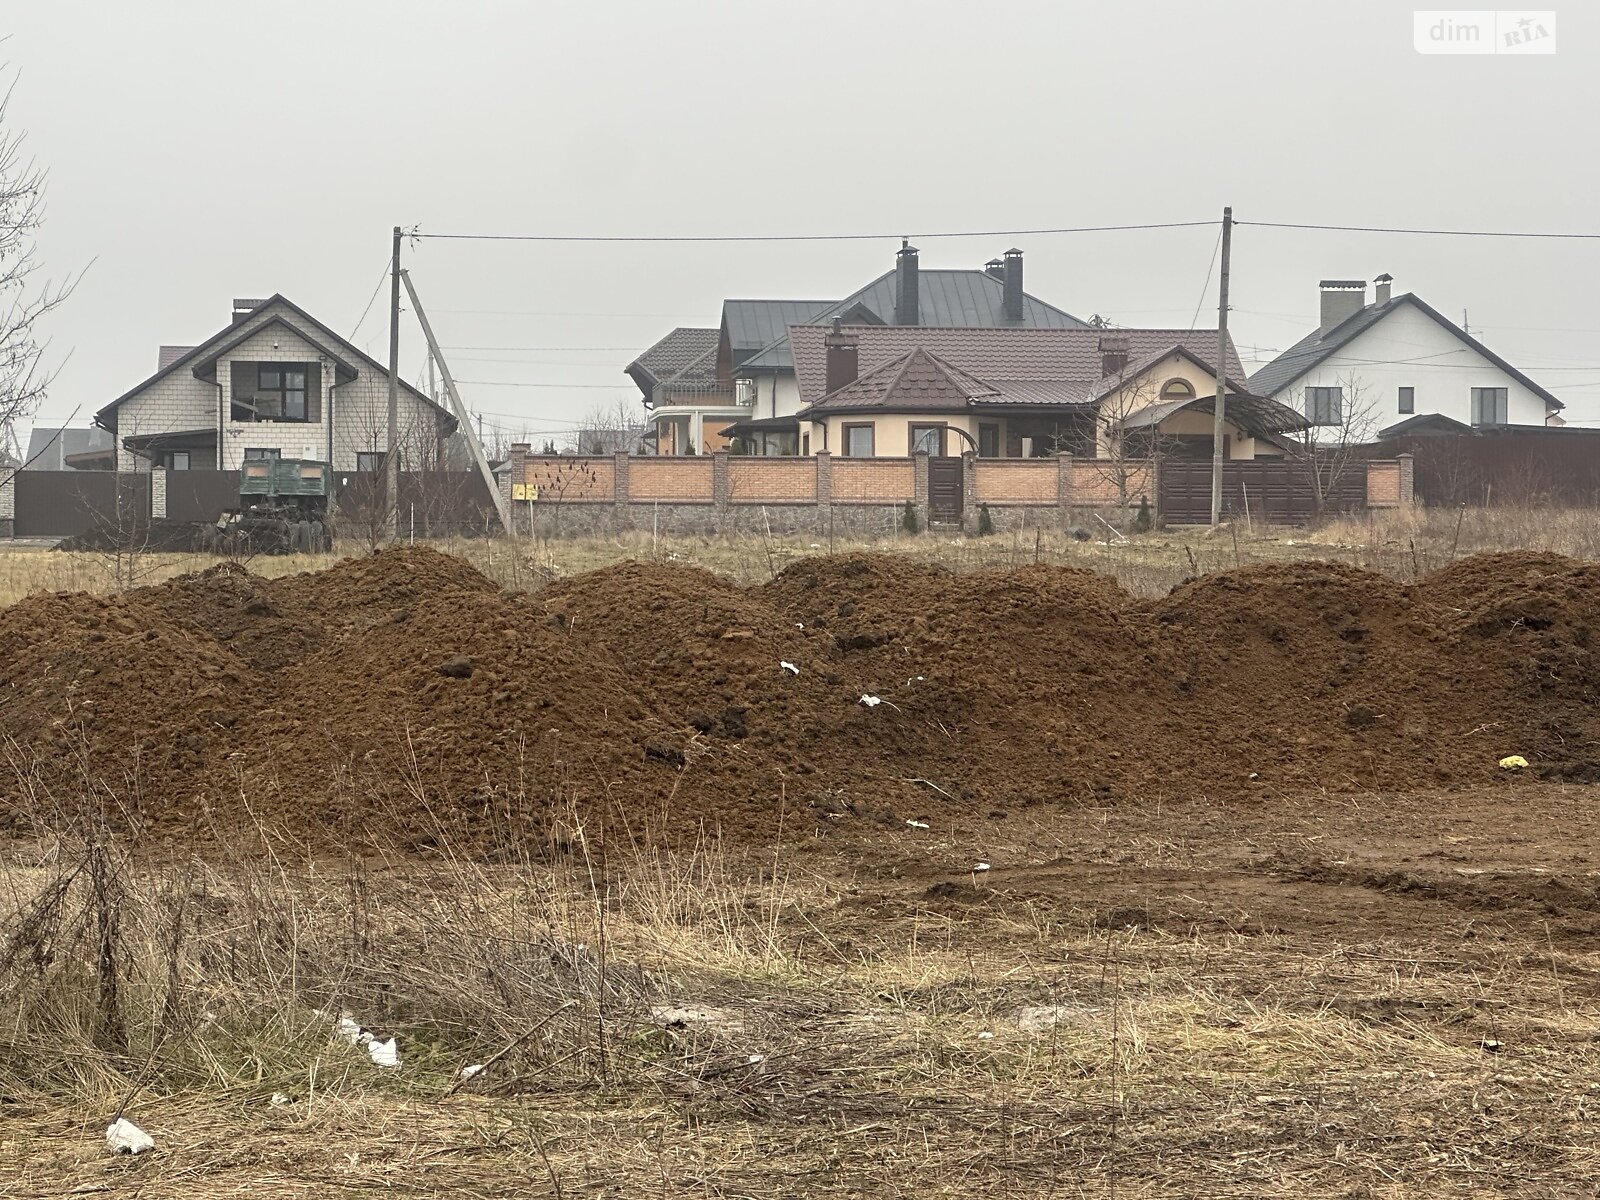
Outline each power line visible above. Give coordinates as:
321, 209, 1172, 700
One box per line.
414, 220, 1219, 244
1188, 223, 1224, 331
457, 379, 633, 389
348, 259, 392, 341
1240, 220, 1600, 240
442, 345, 641, 352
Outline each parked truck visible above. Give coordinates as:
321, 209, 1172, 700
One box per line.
199, 458, 334, 554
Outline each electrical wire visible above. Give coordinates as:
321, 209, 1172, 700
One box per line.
347, 260, 392, 342
1188, 224, 1224, 331
1240, 220, 1600, 240
414, 220, 1219, 244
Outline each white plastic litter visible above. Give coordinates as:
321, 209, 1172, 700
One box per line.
367, 1036, 401, 1068
106, 1118, 155, 1155
973, 862, 991, 873
270, 1092, 291, 1106
780, 661, 800, 675
746, 1054, 765, 1065
905, 819, 930, 830
795, 622, 804, 629
977, 1031, 995, 1041
455, 1063, 486, 1083
859, 694, 882, 708
335, 1014, 363, 1045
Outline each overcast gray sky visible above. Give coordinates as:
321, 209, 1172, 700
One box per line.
9, 0, 1599, 441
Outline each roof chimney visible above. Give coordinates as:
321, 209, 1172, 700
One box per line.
1098, 334, 1130, 378
985, 258, 1006, 281
824, 317, 859, 394
1374, 272, 1393, 306
1318, 280, 1367, 335
232, 297, 267, 326
1002, 248, 1024, 323
894, 240, 920, 326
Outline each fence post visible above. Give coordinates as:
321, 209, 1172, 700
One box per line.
150, 467, 167, 521
0, 470, 13, 537
913, 450, 930, 532
961, 450, 977, 534
815, 450, 832, 526
612, 450, 630, 529
1057, 455, 1073, 527
502, 442, 529, 536
1397, 453, 1415, 506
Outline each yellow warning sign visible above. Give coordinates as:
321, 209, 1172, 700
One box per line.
512, 483, 537, 501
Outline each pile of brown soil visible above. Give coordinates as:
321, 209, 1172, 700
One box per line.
1, 547, 1596, 851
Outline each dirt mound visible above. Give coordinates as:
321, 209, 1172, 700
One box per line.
4, 547, 1600, 852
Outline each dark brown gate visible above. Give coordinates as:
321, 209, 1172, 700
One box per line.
928, 457, 964, 525
13, 471, 150, 538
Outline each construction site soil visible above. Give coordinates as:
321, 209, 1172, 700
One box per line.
1, 546, 1597, 850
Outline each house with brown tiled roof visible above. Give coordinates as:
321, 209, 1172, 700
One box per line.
787, 322, 1306, 462
625, 241, 1086, 455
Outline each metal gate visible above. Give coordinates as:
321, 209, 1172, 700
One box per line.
12, 471, 150, 538
928, 457, 964, 524
1158, 460, 1365, 525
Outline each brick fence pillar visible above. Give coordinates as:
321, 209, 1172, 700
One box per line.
1057, 455, 1074, 527
1397, 453, 1415, 506
815, 450, 832, 527
502, 443, 529, 536
150, 467, 168, 520
912, 450, 930, 533
0, 470, 13, 537
612, 450, 630, 528
711, 450, 730, 507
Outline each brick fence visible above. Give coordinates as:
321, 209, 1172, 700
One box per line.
495, 446, 1414, 537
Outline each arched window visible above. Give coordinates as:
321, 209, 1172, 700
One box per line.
1161, 378, 1195, 401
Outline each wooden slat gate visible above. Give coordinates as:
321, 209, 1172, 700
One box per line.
928, 457, 964, 524
1158, 460, 1366, 525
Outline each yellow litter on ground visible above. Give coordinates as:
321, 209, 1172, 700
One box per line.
1499, 755, 1529, 770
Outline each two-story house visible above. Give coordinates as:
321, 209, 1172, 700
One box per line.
95, 295, 455, 473
1249, 275, 1563, 437
626, 243, 1087, 455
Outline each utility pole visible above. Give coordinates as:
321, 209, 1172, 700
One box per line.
1209, 206, 1233, 528
385, 225, 402, 539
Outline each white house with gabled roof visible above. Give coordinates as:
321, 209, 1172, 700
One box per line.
1249, 275, 1563, 439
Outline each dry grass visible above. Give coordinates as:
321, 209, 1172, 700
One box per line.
3, 774, 1599, 1196
3, 503, 1597, 609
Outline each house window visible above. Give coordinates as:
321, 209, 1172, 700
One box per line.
160, 451, 191, 471
1398, 386, 1415, 414
843, 423, 875, 457
1471, 387, 1508, 426
243, 447, 280, 461
978, 422, 1001, 458
1307, 386, 1343, 426
356, 452, 382, 473
909, 424, 946, 456
253, 364, 309, 421
1161, 379, 1195, 401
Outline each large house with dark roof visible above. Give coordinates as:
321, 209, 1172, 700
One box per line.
790, 322, 1305, 462
624, 242, 1088, 455
95, 296, 456, 473
1249, 275, 1563, 438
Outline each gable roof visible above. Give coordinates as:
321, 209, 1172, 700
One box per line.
805, 348, 1002, 414
189, 315, 359, 383
790, 325, 1248, 407
1248, 292, 1565, 411
95, 294, 456, 432
736, 269, 1088, 372
23, 425, 115, 470
625, 326, 720, 388
724, 300, 834, 359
